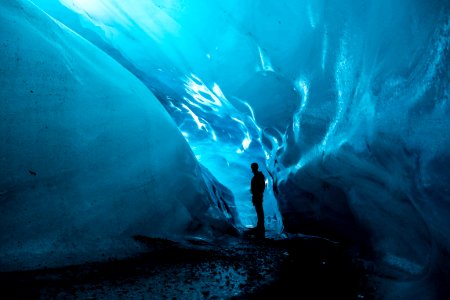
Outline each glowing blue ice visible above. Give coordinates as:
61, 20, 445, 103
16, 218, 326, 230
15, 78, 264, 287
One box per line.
2, 1, 450, 297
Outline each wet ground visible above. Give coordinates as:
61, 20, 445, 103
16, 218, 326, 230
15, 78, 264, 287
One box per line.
0, 232, 376, 299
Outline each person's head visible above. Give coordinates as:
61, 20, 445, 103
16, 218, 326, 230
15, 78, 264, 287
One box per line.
251, 162, 259, 173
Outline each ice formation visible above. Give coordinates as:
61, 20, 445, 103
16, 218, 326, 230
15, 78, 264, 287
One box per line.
1, 0, 449, 298
0, 0, 235, 271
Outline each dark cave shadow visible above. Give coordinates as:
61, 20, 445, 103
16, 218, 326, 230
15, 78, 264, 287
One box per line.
0, 234, 375, 299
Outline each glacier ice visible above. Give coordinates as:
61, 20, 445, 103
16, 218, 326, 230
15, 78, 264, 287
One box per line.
0, 0, 236, 271
1, 0, 450, 298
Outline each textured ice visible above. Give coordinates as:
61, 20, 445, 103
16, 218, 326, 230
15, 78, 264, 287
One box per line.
2, 0, 450, 297
0, 0, 236, 271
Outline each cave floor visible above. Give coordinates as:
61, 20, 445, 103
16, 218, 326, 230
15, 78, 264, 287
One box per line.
0, 232, 376, 299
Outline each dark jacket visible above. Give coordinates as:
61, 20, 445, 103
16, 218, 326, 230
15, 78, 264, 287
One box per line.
251, 171, 266, 196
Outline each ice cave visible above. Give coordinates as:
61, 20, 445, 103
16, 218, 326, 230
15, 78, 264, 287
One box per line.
0, 0, 449, 299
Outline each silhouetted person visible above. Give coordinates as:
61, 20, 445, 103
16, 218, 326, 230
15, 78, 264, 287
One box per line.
251, 162, 266, 237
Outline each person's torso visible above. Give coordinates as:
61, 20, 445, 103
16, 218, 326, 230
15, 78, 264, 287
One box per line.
251, 172, 265, 194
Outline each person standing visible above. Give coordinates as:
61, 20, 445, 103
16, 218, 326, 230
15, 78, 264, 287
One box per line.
250, 162, 266, 236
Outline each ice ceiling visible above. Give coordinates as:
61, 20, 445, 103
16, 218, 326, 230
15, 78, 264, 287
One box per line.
1, 0, 450, 297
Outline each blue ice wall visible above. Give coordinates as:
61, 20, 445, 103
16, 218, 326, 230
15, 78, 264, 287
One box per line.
2, 0, 450, 297
0, 0, 236, 271
30, 0, 285, 231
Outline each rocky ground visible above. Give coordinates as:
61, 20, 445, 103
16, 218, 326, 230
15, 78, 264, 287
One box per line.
0, 232, 376, 299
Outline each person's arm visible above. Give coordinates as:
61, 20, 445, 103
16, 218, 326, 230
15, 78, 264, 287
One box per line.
259, 173, 266, 193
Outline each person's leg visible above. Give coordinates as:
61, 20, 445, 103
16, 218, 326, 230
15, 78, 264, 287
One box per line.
255, 200, 265, 231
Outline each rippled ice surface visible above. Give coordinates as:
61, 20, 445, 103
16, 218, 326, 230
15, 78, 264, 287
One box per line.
3, 0, 450, 297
